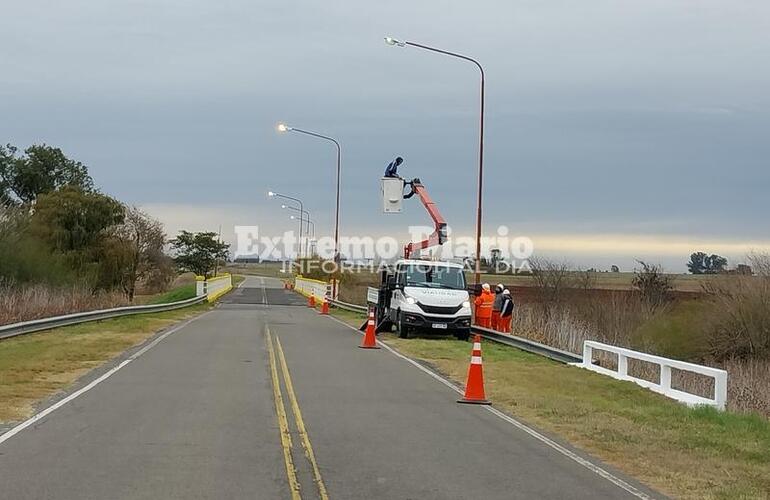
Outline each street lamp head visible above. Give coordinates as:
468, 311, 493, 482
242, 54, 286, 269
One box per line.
268, 191, 275, 197
384, 36, 405, 47
277, 123, 292, 132
281, 204, 287, 209
290, 215, 297, 220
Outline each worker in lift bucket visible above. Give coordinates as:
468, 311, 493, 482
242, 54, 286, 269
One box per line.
491, 283, 504, 330
384, 156, 404, 178
474, 283, 494, 328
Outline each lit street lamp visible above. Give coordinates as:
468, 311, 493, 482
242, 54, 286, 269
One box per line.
385, 36, 486, 285
268, 190, 304, 258
277, 123, 342, 297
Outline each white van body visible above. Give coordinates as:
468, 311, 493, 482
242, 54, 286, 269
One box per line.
386, 259, 472, 339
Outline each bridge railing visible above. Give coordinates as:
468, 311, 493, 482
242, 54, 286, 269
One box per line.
580, 340, 727, 410
294, 276, 333, 301
196, 274, 233, 302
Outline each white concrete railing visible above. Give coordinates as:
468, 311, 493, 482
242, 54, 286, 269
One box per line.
294, 276, 334, 301
195, 274, 233, 302
580, 340, 727, 410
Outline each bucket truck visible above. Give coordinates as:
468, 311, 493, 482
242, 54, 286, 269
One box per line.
370, 176, 472, 340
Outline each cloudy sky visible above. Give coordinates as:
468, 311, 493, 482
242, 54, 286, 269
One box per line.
2, 0, 768, 270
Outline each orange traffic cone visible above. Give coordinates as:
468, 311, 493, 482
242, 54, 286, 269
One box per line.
457, 335, 491, 405
308, 294, 316, 308
320, 298, 329, 315
359, 308, 380, 349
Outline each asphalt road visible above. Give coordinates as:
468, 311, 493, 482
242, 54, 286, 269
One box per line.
0, 276, 661, 499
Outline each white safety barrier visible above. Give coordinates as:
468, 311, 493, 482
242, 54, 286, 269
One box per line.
579, 341, 727, 410
294, 276, 334, 301
196, 274, 233, 302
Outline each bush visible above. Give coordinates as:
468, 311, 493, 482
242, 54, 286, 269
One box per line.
703, 274, 770, 360
0, 281, 127, 326
632, 261, 673, 309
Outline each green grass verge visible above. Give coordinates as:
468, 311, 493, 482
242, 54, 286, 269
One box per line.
146, 284, 197, 304
327, 308, 769, 499
0, 303, 210, 423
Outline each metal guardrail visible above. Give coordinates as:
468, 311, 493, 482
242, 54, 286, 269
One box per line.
329, 298, 368, 313
471, 326, 582, 364
0, 295, 207, 341
327, 296, 579, 364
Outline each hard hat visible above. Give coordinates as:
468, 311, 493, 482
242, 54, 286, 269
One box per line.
482, 283, 490, 291
503, 289, 510, 295
496, 283, 504, 292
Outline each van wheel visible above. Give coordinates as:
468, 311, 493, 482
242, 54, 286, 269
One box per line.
397, 312, 410, 339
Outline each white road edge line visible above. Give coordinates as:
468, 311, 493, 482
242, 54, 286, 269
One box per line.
324, 314, 654, 500
0, 311, 212, 448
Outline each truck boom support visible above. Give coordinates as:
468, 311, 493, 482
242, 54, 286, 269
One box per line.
404, 181, 448, 258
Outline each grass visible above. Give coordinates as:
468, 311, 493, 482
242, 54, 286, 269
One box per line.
0, 304, 210, 424
327, 308, 769, 499
475, 271, 719, 292
146, 283, 197, 304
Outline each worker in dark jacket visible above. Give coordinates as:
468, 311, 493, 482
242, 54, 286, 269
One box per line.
499, 289, 514, 333
491, 283, 504, 330
384, 156, 404, 178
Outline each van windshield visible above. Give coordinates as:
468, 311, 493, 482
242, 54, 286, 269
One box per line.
400, 264, 466, 290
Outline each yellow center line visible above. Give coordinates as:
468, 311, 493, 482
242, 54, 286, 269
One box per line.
266, 327, 302, 500
275, 336, 330, 500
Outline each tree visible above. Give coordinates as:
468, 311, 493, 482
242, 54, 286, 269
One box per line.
0, 144, 93, 205
632, 261, 672, 309
687, 252, 707, 274
31, 186, 124, 255
170, 231, 229, 278
108, 206, 169, 300
704, 254, 728, 274
688, 251, 728, 274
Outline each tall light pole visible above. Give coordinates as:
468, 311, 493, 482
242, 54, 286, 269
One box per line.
284, 204, 312, 257
277, 123, 342, 297
268, 191, 304, 259
384, 36, 486, 285
290, 215, 315, 256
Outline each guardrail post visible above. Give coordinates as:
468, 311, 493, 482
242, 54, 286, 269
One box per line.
660, 364, 672, 392
582, 342, 593, 368
714, 373, 727, 410
617, 354, 628, 378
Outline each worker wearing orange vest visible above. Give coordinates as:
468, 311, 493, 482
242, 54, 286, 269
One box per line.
474, 283, 494, 328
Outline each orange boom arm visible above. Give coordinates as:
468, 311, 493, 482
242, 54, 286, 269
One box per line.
403, 180, 448, 258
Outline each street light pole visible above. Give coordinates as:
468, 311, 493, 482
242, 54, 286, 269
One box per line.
290, 215, 315, 256
277, 124, 342, 298
268, 191, 304, 259
384, 36, 485, 285
284, 205, 312, 257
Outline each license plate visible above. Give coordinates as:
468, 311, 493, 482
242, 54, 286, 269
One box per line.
432, 323, 447, 329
